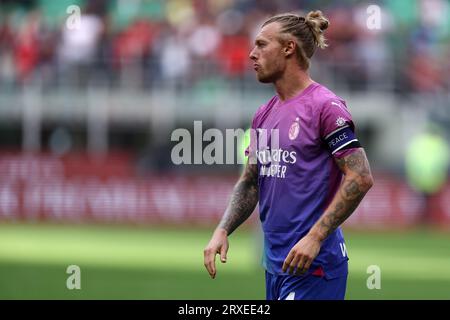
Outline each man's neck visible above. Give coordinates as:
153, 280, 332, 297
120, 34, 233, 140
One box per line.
274, 68, 314, 102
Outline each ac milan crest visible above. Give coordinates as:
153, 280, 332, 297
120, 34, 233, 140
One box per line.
289, 117, 300, 140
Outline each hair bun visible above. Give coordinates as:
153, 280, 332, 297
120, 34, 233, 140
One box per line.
305, 10, 329, 48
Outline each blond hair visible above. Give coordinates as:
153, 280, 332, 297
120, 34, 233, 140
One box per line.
262, 10, 330, 69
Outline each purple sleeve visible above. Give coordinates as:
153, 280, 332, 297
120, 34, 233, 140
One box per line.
333, 148, 360, 159
319, 99, 360, 158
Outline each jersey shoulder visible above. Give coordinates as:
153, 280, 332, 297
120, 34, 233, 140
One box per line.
310, 83, 348, 112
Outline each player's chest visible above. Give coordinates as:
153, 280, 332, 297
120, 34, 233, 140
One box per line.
257, 107, 319, 151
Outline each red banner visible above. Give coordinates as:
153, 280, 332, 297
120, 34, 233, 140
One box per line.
0, 153, 447, 229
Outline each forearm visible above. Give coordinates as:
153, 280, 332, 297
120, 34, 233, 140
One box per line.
217, 165, 259, 235
309, 149, 373, 242
309, 175, 370, 242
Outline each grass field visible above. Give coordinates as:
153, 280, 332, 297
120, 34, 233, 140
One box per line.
0, 222, 449, 299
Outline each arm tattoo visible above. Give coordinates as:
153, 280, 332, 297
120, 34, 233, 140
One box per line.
314, 149, 373, 240
218, 164, 259, 235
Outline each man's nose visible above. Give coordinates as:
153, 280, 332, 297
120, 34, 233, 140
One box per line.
249, 48, 257, 61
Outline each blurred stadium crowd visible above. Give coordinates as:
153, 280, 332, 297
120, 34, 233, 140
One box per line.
0, 0, 449, 228
1, 0, 449, 93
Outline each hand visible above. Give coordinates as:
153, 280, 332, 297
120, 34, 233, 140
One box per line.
282, 233, 322, 275
203, 228, 229, 279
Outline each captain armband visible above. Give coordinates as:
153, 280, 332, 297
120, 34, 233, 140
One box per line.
324, 125, 361, 155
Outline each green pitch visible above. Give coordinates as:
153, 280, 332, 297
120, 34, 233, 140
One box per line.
0, 222, 449, 299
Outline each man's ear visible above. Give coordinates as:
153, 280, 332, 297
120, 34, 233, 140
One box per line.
284, 40, 297, 57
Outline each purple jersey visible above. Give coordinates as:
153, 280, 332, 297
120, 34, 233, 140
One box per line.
248, 82, 359, 277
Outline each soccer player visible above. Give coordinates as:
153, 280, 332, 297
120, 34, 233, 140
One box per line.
203, 11, 373, 300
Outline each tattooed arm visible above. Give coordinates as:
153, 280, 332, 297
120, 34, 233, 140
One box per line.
204, 163, 259, 279
310, 148, 373, 240
218, 163, 259, 235
283, 148, 373, 275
